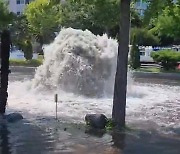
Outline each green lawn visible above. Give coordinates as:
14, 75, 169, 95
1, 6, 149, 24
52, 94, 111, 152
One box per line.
136, 67, 180, 73
10, 59, 43, 67
9, 59, 180, 73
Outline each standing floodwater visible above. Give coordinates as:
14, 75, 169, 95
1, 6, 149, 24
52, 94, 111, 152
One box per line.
4, 67, 180, 154
1, 28, 180, 153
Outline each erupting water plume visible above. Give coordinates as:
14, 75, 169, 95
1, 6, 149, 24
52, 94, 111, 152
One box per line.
32, 28, 119, 97
7, 28, 180, 130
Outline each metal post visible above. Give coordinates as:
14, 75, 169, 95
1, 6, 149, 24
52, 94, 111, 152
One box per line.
55, 94, 58, 120
0, 30, 11, 114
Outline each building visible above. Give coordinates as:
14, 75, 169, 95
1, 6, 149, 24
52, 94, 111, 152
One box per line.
7, 0, 32, 15
135, 0, 148, 16
135, 0, 178, 16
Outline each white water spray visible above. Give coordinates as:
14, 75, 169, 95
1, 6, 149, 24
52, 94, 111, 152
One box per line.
32, 28, 119, 97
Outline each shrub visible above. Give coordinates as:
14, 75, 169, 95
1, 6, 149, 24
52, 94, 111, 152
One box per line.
23, 40, 33, 60
129, 34, 140, 69
151, 50, 180, 70
17, 39, 33, 60
130, 28, 160, 46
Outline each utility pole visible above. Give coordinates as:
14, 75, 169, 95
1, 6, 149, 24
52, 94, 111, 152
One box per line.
0, 30, 11, 114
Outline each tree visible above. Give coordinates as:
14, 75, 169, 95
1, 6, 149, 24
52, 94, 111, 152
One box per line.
0, 0, 13, 30
23, 40, 33, 60
88, 0, 120, 34
10, 15, 34, 58
152, 3, 180, 44
130, 7, 143, 28
129, 35, 140, 69
11, 16, 30, 43
62, 0, 120, 36
61, 0, 95, 30
112, 0, 131, 128
62, 0, 142, 37
25, 0, 62, 45
143, 0, 174, 27
130, 28, 159, 46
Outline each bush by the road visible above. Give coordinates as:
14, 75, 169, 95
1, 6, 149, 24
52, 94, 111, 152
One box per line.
151, 50, 180, 70
129, 34, 140, 69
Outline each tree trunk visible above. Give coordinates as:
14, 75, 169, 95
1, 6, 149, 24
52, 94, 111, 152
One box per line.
112, 0, 131, 128
37, 35, 44, 55
0, 30, 11, 114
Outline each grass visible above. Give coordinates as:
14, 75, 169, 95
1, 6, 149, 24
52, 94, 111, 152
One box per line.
105, 119, 116, 131
9, 59, 180, 73
136, 67, 180, 73
10, 59, 43, 67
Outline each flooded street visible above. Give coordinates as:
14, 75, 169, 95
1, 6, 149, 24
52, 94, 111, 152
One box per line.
0, 67, 180, 154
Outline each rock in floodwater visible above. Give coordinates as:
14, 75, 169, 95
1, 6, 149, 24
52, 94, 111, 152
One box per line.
85, 114, 108, 129
5, 113, 23, 123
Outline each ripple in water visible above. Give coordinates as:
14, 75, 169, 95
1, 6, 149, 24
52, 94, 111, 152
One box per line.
3, 28, 180, 154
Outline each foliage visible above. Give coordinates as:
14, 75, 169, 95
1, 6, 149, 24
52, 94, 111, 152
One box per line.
140, 0, 180, 45
130, 28, 159, 46
62, 0, 119, 36
11, 16, 29, 41
143, 0, 174, 27
62, 0, 143, 37
87, 0, 119, 31
11, 16, 30, 46
151, 3, 180, 44
136, 67, 180, 73
129, 34, 140, 69
61, 0, 95, 30
0, 0, 14, 30
10, 15, 34, 59
23, 40, 33, 60
131, 7, 143, 28
24, 0, 62, 44
105, 118, 116, 131
151, 50, 180, 70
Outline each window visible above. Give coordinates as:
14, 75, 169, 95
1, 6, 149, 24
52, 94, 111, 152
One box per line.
17, 0, 25, 4
16, 0, 20, 4
17, 12, 21, 15
136, 2, 141, 7
25, 0, 29, 4
140, 51, 145, 56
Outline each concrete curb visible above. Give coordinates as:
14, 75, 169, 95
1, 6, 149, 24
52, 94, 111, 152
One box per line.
10, 66, 37, 73
133, 72, 180, 80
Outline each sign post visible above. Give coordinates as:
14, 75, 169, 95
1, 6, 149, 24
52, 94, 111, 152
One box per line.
55, 94, 58, 120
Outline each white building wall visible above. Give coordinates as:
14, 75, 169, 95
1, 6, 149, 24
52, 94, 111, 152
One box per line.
8, 0, 32, 15
135, 0, 178, 16
135, 0, 148, 16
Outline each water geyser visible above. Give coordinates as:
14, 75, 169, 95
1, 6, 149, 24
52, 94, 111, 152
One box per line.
32, 28, 119, 97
